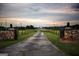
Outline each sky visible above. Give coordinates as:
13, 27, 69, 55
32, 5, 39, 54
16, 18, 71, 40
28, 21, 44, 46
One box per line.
0, 3, 79, 27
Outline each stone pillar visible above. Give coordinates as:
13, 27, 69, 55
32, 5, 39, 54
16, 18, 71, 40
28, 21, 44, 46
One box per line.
67, 22, 70, 27
10, 24, 13, 28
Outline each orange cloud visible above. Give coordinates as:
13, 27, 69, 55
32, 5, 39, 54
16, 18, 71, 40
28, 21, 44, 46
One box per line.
0, 18, 79, 27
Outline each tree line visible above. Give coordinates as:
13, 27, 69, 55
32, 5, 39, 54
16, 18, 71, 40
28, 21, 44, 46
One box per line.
0, 24, 36, 30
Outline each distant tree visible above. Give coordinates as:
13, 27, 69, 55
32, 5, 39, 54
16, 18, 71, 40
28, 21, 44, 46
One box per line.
26, 25, 35, 29
26, 25, 29, 29
72, 24, 79, 29
30, 25, 34, 29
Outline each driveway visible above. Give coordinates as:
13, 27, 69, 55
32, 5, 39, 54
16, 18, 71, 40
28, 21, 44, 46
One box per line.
0, 31, 66, 56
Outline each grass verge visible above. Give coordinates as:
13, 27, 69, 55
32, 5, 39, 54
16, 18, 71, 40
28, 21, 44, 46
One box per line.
44, 31, 79, 56
0, 29, 36, 48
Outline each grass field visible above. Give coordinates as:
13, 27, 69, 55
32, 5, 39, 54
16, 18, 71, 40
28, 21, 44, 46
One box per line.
0, 29, 37, 48
43, 30, 79, 56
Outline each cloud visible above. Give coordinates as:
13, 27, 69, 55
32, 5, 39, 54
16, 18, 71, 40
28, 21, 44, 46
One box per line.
71, 3, 79, 11
0, 3, 76, 17
0, 3, 79, 27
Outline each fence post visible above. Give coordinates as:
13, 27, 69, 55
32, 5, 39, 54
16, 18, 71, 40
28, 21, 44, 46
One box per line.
60, 28, 64, 39
14, 29, 18, 40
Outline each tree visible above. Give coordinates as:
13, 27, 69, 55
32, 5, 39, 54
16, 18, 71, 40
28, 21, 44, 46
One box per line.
30, 25, 34, 29
26, 25, 35, 29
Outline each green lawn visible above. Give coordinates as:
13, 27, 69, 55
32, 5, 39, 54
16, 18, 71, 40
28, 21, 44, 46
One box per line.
44, 31, 79, 56
0, 29, 37, 48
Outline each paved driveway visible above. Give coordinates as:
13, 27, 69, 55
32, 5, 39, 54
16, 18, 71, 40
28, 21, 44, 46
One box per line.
0, 31, 66, 56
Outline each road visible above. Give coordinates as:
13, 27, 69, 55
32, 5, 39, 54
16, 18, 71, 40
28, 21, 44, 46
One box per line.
0, 31, 66, 56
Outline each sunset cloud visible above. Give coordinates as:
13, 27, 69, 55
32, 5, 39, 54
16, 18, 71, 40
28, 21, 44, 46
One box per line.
0, 3, 79, 27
